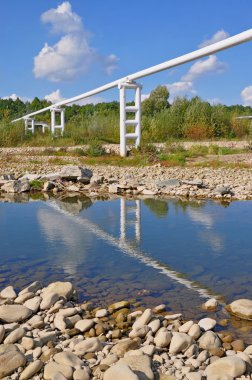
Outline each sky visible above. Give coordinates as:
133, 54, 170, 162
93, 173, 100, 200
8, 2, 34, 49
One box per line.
0, 0, 252, 106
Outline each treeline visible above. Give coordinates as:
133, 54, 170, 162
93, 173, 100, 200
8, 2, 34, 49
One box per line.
0, 86, 252, 146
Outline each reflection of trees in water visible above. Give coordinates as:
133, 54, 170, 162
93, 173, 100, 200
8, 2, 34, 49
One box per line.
144, 198, 168, 218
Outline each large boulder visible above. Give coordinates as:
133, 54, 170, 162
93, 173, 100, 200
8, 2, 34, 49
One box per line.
205, 356, 246, 378
0, 304, 32, 323
104, 364, 139, 380
59, 166, 92, 183
0, 344, 26, 378
118, 355, 154, 380
227, 299, 252, 320
1, 180, 30, 193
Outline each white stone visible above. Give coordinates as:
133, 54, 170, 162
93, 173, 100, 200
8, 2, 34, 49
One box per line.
148, 319, 160, 333
0, 286, 17, 299
40, 292, 60, 310
42, 281, 74, 300
129, 325, 150, 339
75, 319, 94, 332
198, 317, 216, 331
118, 355, 154, 380
21, 336, 34, 350
4, 327, 25, 344
73, 368, 90, 380
204, 298, 218, 310
54, 352, 83, 368
0, 304, 32, 323
54, 314, 66, 331
0, 344, 26, 378
44, 362, 73, 379
205, 356, 246, 377
74, 337, 103, 355
20, 360, 43, 380
198, 331, 221, 350
104, 364, 138, 380
132, 309, 152, 329
15, 292, 35, 304
228, 299, 252, 320
24, 296, 42, 313
100, 353, 119, 366
179, 320, 194, 333
188, 324, 201, 340
169, 332, 193, 354
154, 328, 172, 348
95, 309, 108, 318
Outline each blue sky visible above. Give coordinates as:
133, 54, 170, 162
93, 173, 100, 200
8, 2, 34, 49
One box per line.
1, 0, 252, 106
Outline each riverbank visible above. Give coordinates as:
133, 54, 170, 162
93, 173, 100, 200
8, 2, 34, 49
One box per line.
0, 281, 252, 379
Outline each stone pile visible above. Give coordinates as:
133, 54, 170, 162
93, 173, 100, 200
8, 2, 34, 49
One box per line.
0, 282, 252, 379
0, 164, 252, 200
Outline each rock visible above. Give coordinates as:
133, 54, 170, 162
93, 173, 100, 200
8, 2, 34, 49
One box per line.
19, 281, 42, 295
118, 355, 154, 380
244, 345, 252, 355
154, 328, 172, 348
15, 292, 35, 304
157, 179, 180, 188
108, 301, 130, 312
1, 179, 30, 193
0, 304, 32, 322
0, 286, 17, 299
152, 304, 166, 313
169, 332, 193, 354
186, 373, 202, 380
179, 321, 194, 333
108, 184, 119, 194
42, 282, 74, 301
54, 314, 66, 331
205, 356, 246, 377
198, 331, 222, 350
148, 319, 160, 333
0, 344, 26, 377
20, 173, 41, 181
231, 339, 245, 352
203, 298, 218, 310
111, 339, 140, 358
216, 185, 231, 195
104, 364, 139, 380
59, 166, 92, 183
129, 326, 150, 339
198, 318, 216, 331
44, 361, 73, 379
188, 324, 201, 340
73, 368, 90, 380
21, 336, 34, 350
75, 319, 94, 332
227, 299, 252, 320
74, 337, 103, 355
43, 181, 55, 192
4, 327, 25, 344
24, 296, 42, 313
95, 308, 108, 318
101, 353, 119, 366
54, 351, 83, 368
28, 315, 44, 328
132, 309, 152, 329
40, 292, 59, 310
20, 359, 43, 380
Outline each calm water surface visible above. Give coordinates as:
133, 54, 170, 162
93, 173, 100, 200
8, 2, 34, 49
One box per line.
0, 194, 251, 334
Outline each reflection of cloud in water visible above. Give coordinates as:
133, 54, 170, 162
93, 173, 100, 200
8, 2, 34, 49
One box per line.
187, 208, 214, 229
37, 208, 93, 276
187, 207, 224, 253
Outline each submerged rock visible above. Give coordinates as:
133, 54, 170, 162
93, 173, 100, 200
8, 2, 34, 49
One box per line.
227, 298, 252, 320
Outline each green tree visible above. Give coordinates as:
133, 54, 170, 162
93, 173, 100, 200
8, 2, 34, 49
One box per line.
142, 85, 170, 116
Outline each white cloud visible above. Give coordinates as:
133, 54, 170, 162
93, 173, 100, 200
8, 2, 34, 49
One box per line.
34, 2, 119, 82
44, 89, 65, 103
166, 81, 196, 102
241, 86, 252, 106
2, 94, 31, 102
199, 29, 230, 48
182, 55, 227, 82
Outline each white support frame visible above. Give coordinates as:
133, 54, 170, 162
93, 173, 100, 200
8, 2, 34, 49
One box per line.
51, 107, 65, 136
118, 81, 142, 157
12, 29, 252, 155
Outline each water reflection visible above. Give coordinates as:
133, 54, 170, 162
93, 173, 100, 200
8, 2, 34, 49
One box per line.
44, 196, 221, 300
